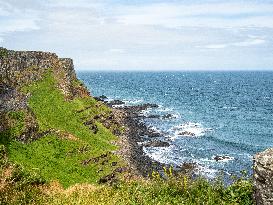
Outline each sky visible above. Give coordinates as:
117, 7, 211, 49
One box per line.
1, 0, 273, 71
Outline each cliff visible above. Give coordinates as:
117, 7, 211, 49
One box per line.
0, 47, 90, 141
254, 148, 273, 205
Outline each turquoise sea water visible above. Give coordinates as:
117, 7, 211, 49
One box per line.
78, 71, 273, 178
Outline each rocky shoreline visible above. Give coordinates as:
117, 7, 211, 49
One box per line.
95, 95, 196, 178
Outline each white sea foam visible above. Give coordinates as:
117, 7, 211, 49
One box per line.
140, 108, 153, 116
170, 122, 213, 139
195, 165, 218, 179
212, 155, 234, 162
149, 126, 161, 133
157, 107, 174, 112
143, 146, 176, 164
123, 99, 144, 105
168, 113, 181, 119
222, 106, 238, 110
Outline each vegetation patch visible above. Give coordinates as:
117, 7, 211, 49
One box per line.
1, 71, 123, 188
0, 47, 8, 58
41, 174, 253, 205
0, 111, 26, 145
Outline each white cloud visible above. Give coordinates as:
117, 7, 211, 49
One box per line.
0, 1, 40, 34
114, 2, 273, 28
202, 44, 228, 49
232, 39, 265, 47
107, 49, 126, 54
201, 38, 266, 49
1, 0, 273, 70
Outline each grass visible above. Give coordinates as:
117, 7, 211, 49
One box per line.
40, 174, 253, 205
0, 111, 26, 145
2, 71, 122, 188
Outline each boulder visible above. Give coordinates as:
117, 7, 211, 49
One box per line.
162, 114, 174, 119
254, 148, 273, 205
143, 140, 170, 147
213, 155, 231, 162
107, 100, 125, 106
178, 131, 196, 136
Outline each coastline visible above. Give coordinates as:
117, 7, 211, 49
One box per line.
94, 96, 196, 178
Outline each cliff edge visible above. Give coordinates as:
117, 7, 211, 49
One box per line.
0, 47, 90, 142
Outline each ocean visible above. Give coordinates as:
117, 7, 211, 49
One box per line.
78, 71, 273, 178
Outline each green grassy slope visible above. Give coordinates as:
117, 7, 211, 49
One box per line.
2, 71, 121, 188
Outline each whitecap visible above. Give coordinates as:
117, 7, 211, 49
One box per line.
140, 108, 153, 116
170, 122, 213, 139
149, 126, 161, 133
157, 107, 174, 112
195, 165, 218, 179
143, 146, 176, 164
123, 99, 144, 105
212, 155, 234, 162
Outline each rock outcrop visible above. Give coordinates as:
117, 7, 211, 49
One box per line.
254, 148, 273, 205
0, 47, 88, 100
0, 47, 90, 141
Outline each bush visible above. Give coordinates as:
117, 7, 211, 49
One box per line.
0, 47, 8, 58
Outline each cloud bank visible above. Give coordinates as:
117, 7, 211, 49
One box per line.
1, 0, 273, 70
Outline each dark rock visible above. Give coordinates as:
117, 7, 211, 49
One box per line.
112, 128, 122, 136
94, 95, 108, 102
94, 97, 101, 101
97, 169, 103, 173
178, 131, 195, 136
147, 130, 162, 138
82, 153, 109, 166
93, 115, 101, 120
99, 95, 107, 99
111, 162, 118, 166
162, 114, 174, 119
84, 119, 98, 134
107, 100, 125, 106
101, 160, 108, 165
213, 155, 231, 161
99, 173, 115, 184
146, 115, 161, 119
114, 167, 128, 173
123, 103, 159, 113
177, 162, 197, 175
144, 140, 170, 147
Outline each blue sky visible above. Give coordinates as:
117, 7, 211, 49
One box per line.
1, 0, 273, 71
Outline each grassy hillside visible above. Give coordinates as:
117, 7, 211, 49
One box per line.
0, 71, 253, 204
10, 71, 121, 187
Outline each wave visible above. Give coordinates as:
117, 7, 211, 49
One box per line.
123, 99, 144, 105
170, 122, 213, 139
143, 146, 176, 164
208, 136, 258, 153
199, 156, 235, 163
157, 106, 174, 112
195, 165, 219, 179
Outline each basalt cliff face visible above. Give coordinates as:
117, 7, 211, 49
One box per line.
254, 148, 273, 205
0, 47, 89, 142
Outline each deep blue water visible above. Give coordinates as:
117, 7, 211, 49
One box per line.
78, 71, 273, 178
